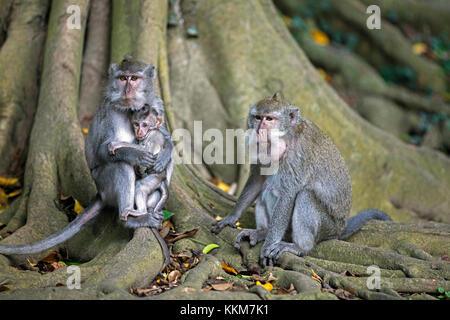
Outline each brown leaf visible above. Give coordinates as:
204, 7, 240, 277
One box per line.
41, 252, 61, 264
0, 189, 8, 210
168, 270, 181, 283
274, 284, 297, 295
340, 270, 356, 277
167, 227, 199, 243
159, 222, 171, 238
267, 272, 277, 282
0, 285, 10, 292
211, 283, 233, 291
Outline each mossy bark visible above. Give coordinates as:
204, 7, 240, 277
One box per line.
0, 0, 49, 175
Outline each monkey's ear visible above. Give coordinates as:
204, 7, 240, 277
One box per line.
156, 116, 163, 128
108, 63, 118, 76
123, 54, 132, 62
272, 92, 282, 102
144, 65, 156, 81
288, 108, 300, 126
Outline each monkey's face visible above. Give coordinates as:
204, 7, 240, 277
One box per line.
252, 113, 280, 143
108, 60, 155, 110
131, 109, 162, 141
132, 119, 152, 140
116, 72, 144, 105
248, 107, 286, 144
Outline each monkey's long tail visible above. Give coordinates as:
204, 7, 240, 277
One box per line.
339, 209, 392, 240
151, 228, 170, 271
0, 196, 104, 255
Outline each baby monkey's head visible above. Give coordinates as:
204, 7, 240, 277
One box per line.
130, 104, 162, 141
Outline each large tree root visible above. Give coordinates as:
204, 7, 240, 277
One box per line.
0, 0, 49, 174
78, 0, 110, 129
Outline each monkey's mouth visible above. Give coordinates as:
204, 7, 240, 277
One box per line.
121, 98, 136, 105
136, 136, 146, 141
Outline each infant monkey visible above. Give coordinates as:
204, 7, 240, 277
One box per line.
108, 104, 173, 223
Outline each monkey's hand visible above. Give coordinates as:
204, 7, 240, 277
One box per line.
107, 141, 120, 155
114, 147, 156, 168
234, 229, 267, 249
260, 241, 305, 267
153, 210, 165, 228
211, 215, 239, 234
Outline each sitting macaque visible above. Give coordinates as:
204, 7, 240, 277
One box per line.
212, 93, 392, 267
108, 104, 174, 222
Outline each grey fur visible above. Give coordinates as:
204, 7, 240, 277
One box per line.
212, 93, 391, 267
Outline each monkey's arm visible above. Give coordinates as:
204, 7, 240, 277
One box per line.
153, 126, 174, 173
108, 143, 156, 167
211, 165, 266, 234
107, 141, 149, 155
260, 193, 296, 267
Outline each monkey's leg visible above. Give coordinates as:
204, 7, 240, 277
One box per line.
134, 173, 162, 212
94, 163, 135, 214
234, 197, 268, 249
113, 164, 142, 222
123, 187, 163, 229
153, 181, 168, 215
146, 190, 164, 222
264, 191, 320, 262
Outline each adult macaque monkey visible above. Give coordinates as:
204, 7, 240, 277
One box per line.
212, 93, 391, 266
0, 56, 171, 255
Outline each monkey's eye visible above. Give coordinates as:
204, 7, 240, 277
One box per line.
133, 122, 139, 127
131, 76, 137, 81
266, 116, 273, 121
255, 115, 262, 120
119, 76, 127, 81
142, 123, 148, 127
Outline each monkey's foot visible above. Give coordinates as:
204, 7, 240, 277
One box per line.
211, 216, 238, 234
123, 213, 162, 229
120, 209, 148, 222
234, 229, 267, 249
260, 242, 305, 267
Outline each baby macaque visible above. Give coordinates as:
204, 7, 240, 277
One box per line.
108, 104, 173, 222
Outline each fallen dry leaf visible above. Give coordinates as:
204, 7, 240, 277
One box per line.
42, 252, 61, 264
166, 227, 199, 243
168, 270, 182, 283
221, 263, 238, 275
74, 200, 84, 214
211, 282, 233, 291
0, 177, 19, 186
0, 189, 8, 210
311, 29, 329, 46
256, 281, 273, 292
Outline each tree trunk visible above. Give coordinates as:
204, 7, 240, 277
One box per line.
0, 0, 448, 300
